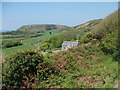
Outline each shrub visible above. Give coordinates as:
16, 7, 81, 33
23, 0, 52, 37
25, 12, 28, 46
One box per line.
39, 43, 54, 51
80, 32, 94, 44
2, 50, 44, 88
47, 50, 53, 53
100, 31, 118, 54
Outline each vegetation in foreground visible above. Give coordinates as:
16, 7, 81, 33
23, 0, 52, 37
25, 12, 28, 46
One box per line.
2, 44, 118, 88
42, 45, 118, 88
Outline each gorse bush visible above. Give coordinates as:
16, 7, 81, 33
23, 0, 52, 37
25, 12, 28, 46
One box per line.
101, 31, 118, 54
3, 50, 43, 88
3, 50, 57, 88
80, 32, 95, 44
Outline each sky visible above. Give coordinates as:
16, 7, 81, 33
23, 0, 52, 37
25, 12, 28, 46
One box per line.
2, 2, 118, 31
0, 2, 2, 31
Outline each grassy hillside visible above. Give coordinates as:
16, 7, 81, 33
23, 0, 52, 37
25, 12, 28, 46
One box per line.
1, 24, 71, 40
78, 9, 119, 59
17, 24, 70, 31
92, 9, 119, 59
74, 19, 102, 30
40, 44, 118, 88
92, 10, 118, 39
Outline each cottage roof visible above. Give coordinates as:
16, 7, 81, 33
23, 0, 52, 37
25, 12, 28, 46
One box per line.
62, 41, 78, 46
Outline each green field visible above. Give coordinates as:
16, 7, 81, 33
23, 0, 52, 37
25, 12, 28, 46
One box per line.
2, 30, 63, 56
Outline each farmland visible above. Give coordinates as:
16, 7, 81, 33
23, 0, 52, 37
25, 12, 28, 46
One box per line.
2, 29, 64, 56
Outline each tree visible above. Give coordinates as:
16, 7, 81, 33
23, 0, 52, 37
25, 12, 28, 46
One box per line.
49, 32, 52, 34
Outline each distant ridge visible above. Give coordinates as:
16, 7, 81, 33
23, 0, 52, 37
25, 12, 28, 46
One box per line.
74, 19, 102, 30
17, 24, 70, 31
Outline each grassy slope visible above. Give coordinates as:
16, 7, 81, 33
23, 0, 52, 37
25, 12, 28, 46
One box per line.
17, 24, 70, 31
74, 19, 102, 30
2, 30, 63, 56
37, 44, 118, 88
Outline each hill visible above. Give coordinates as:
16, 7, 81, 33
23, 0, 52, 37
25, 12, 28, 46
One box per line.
17, 24, 70, 31
92, 10, 118, 39
1, 24, 71, 39
74, 19, 102, 30
92, 9, 119, 58
79, 9, 119, 57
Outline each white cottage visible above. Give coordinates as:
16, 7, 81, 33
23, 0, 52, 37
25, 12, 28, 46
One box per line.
61, 41, 79, 51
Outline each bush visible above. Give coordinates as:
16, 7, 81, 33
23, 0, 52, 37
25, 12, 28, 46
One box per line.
48, 35, 63, 48
100, 31, 118, 54
3, 50, 44, 88
47, 50, 53, 53
80, 32, 95, 44
39, 43, 54, 51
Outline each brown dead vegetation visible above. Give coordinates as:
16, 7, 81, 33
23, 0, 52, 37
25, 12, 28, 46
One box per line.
78, 76, 99, 87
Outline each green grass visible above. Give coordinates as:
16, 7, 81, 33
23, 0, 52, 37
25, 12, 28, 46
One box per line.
2, 30, 63, 56
22, 30, 62, 44
2, 45, 36, 56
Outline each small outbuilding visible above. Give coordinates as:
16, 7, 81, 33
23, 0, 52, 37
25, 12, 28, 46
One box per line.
36, 40, 42, 44
61, 40, 79, 51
